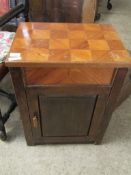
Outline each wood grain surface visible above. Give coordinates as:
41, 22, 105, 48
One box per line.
5, 22, 131, 68
24, 67, 114, 85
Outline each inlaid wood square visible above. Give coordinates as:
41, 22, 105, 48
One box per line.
6, 22, 131, 67
50, 30, 68, 39
49, 39, 70, 49
70, 39, 89, 49
88, 40, 110, 50
30, 30, 50, 39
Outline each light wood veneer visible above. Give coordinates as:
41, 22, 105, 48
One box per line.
5, 23, 131, 68
24, 67, 114, 85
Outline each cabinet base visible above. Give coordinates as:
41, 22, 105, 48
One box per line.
28, 136, 96, 146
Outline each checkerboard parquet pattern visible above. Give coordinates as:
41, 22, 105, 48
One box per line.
9, 22, 131, 66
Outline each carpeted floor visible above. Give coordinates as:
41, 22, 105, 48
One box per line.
0, 0, 131, 174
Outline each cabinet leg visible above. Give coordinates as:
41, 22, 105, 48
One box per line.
94, 138, 103, 145
9, 68, 35, 146
89, 69, 128, 144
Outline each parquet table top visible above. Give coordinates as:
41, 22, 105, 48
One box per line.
5, 22, 131, 68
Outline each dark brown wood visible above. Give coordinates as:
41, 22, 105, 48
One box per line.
117, 80, 131, 106
40, 95, 96, 137
8, 67, 128, 145
28, 0, 97, 22
0, 63, 8, 81
33, 136, 94, 145
28, 0, 46, 22
89, 68, 128, 144
27, 85, 111, 96
9, 68, 34, 145
117, 68, 131, 107
116, 51, 131, 107
26, 85, 110, 144
46, 0, 83, 22
88, 94, 110, 141
26, 90, 42, 140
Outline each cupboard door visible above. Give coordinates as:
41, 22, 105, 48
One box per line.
39, 95, 96, 137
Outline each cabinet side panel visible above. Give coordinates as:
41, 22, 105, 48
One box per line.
9, 68, 34, 145
90, 68, 128, 144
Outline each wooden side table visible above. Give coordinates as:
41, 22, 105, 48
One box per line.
5, 22, 131, 145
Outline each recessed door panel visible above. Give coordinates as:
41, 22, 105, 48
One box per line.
39, 95, 96, 137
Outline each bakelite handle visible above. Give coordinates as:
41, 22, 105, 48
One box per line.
32, 114, 38, 128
